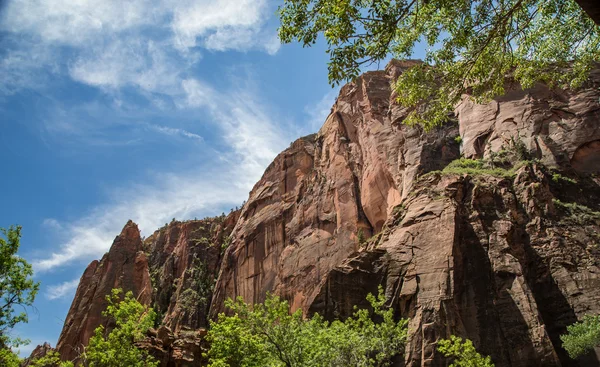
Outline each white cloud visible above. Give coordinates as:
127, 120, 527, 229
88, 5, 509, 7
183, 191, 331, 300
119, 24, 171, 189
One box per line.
42, 218, 63, 231
1, 0, 158, 46
181, 79, 216, 108
46, 279, 80, 300
0, 38, 58, 96
305, 89, 339, 133
170, 0, 272, 52
68, 38, 198, 96
0, 0, 279, 96
148, 124, 204, 142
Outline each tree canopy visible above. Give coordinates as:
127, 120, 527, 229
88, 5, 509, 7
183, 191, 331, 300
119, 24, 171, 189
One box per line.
437, 335, 495, 367
0, 225, 39, 365
560, 314, 600, 359
83, 289, 158, 367
278, 0, 600, 129
205, 286, 408, 367
29, 289, 157, 367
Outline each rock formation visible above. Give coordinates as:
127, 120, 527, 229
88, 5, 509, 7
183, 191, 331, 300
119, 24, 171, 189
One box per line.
53, 215, 238, 366
55, 220, 152, 361
34, 60, 600, 367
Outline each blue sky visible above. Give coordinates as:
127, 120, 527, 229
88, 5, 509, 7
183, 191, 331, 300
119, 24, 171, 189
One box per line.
0, 0, 406, 355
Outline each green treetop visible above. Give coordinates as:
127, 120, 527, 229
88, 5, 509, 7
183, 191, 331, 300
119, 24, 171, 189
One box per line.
83, 289, 158, 367
438, 335, 495, 367
205, 286, 408, 367
560, 314, 600, 359
0, 225, 40, 367
278, 0, 600, 130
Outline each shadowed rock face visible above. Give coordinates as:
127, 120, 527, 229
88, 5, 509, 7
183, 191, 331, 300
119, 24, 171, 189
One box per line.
43, 60, 600, 367
311, 169, 600, 366
144, 213, 239, 333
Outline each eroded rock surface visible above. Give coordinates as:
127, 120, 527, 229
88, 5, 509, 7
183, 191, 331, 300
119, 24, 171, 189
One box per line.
313, 168, 600, 366
53, 214, 237, 365
44, 60, 600, 367
56, 220, 152, 361
211, 60, 460, 317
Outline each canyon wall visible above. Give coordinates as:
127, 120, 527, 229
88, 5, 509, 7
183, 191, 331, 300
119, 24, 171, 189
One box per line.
41, 60, 600, 366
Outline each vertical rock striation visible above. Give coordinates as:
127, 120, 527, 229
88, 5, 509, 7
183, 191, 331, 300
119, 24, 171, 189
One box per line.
42, 60, 600, 367
55, 220, 152, 361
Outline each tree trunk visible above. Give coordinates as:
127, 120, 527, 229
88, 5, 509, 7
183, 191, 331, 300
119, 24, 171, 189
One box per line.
575, 0, 600, 25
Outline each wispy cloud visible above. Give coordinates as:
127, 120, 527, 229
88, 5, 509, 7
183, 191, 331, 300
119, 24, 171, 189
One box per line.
148, 124, 204, 142
0, 0, 279, 97
46, 279, 80, 300
304, 88, 339, 133
32, 76, 296, 272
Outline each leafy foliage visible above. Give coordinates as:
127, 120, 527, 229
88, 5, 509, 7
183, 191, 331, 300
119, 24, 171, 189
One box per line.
29, 350, 74, 367
560, 314, 600, 359
205, 286, 408, 367
0, 347, 21, 367
441, 157, 517, 178
0, 225, 40, 365
437, 336, 495, 367
278, 0, 600, 129
552, 199, 600, 225
83, 289, 158, 367
0, 225, 40, 348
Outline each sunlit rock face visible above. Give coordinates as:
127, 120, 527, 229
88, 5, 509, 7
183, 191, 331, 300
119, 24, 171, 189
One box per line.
45, 60, 600, 367
53, 215, 238, 366
55, 220, 152, 362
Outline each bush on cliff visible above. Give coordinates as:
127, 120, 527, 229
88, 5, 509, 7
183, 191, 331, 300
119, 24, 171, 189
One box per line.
437, 336, 494, 367
561, 314, 600, 359
205, 286, 408, 367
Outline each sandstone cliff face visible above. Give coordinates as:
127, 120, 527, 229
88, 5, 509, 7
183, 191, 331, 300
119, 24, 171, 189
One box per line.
56, 220, 152, 361
210, 60, 460, 317
54, 215, 237, 366
212, 60, 600, 366
46, 60, 600, 367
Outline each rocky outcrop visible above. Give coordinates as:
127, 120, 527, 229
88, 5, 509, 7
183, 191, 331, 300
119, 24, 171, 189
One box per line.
144, 213, 238, 333
212, 60, 600, 366
46, 60, 600, 367
55, 220, 152, 361
311, 168, 600, 366
53, 214, 238, 365
210, 60, 460, 317
457, 68, 600, 172
21, 343, 55, 366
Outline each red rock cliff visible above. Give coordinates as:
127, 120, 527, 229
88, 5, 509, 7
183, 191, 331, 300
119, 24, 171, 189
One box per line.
212, 60, 600, 366
44, 60, 600, 367
55, 220, 152, 361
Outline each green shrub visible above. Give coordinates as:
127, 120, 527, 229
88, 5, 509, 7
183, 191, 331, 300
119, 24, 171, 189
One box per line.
438, 336, 494, 367
205, 286, 408, 367
553, 199, 600, 224
561, 315, 600, 359
85, 289, 158, 367
442, 158, 515, 178
552, 173, 578, 185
